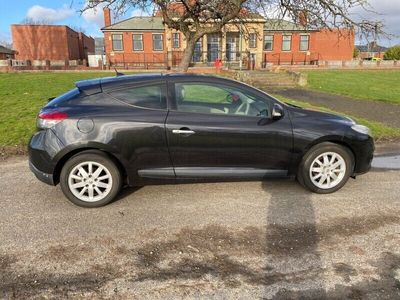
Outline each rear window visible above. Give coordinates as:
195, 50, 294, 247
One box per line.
45, 88, 81, 108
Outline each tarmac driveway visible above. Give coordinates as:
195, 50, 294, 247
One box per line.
1, 157, 400, 299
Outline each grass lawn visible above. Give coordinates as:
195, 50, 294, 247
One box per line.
0, 72, 134, 146
275, 95, 400, 141
305, 70, 400, 104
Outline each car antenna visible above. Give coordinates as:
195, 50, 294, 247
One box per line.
114, 67, 125, 77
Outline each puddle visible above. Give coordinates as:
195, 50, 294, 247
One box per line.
372, 155, 400, 170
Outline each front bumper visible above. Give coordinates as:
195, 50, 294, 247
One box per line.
349, 135, 375, 175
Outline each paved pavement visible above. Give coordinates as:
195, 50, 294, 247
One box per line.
1, 157, 400, 299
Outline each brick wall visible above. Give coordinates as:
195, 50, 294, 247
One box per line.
104, 31, 166, 66
12, 25, 69, 60
11, 25, 94, 61
262, 29, 354, 65
313, 29, 354, 61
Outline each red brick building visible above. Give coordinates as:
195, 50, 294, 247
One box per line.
11, 25, 95, 61
101, 7, 354, 69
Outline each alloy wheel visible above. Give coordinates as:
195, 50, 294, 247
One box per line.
68, 161, 113, 202
309, 152, 346, 189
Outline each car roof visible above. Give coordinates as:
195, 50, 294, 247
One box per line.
75, 73, 226, 95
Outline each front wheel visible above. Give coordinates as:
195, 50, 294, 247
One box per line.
297, 142, 354, 194
60, 151, 122, 207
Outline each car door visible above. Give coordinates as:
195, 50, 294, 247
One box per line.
165, 78, 293, 179
105, 81, 174, 183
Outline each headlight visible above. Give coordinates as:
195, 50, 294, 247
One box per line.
351, 124, 371, 136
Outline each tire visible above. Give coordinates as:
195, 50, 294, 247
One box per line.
297, 142, 354, 194
60, 151, 122, 207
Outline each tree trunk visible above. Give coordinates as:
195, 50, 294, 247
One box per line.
178, 36, 198, 72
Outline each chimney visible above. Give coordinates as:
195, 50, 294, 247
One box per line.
103, 7, 111, 27
299, 11, 308, 27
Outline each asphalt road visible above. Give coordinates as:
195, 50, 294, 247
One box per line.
1, 157, 400, 299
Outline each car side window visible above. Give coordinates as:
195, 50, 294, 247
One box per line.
174, 82, 270, 117
109, 84, 167, 109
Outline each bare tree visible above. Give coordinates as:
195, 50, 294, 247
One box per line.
20, 18, 53, 25
0, 40, 13, 49
69, 25, 87, 34
84, 0, 381, 71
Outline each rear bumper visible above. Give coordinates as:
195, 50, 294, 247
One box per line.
28, 129, 63, 186
29, 160, 55, 185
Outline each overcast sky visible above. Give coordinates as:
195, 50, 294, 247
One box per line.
0, 0, 399, 47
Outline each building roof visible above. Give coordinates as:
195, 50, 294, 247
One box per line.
356, 44, 388, 53
102, 16, 164, 31
102, 15, 319, 33
264, 19, 316, 32
0, 45, 15, 55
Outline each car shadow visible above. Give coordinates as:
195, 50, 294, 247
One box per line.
111, 186, 143, 205
261, 180, 326, 298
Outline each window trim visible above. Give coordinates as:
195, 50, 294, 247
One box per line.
170, 80, 276, 119
111, 34, 123, 51
282, 34, 292, 52
263, 34, 274, 51
249, 33, 257, 49
152, 33, 164, 51
132, 34, 144, 51
172, 32, 180, 49
106, 82, 168, 111
299, 34, 310, 51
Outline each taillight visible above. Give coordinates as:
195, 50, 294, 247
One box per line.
37, 111, 68, 129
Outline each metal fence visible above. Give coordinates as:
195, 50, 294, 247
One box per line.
171, 50, 252, 69
108, 53, 168, 69
262, 52, 321, 67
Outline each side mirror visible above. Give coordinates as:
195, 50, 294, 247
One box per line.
272, 103, 284, 120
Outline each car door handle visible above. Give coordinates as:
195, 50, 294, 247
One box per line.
172, 129, 195, 136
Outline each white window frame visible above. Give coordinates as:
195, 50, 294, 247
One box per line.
112, 34, 123, 51
264, 35, 274, 51
249, 33, 257, 48
132, 34, 143, 51
282, 35, 292, 51
172, 32, 180, 49
152, 34, 163, 51
299, 34, 310, 51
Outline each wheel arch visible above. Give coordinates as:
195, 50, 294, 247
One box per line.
53, 147, 128, 185
291, 137, 356, 175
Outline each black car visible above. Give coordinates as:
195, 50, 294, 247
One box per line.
29, 74, 374, 207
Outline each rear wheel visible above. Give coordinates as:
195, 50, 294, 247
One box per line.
297, 142, 354, 194
60, 151, 122, 207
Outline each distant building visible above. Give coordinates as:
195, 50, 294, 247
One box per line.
0, 45, 16, 59
101, 5, 354, 69
94, 37, 105, 55
356, 42, 388, 60
11, 25, 95, 61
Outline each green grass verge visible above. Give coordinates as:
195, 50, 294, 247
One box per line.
0, 72, 136, 146
275, 95, 400, 141
304, 70, 400, 105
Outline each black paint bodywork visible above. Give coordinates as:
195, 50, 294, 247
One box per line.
28, 74, 374, 187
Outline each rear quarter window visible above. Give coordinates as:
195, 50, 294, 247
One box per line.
108, 84, 167, 109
